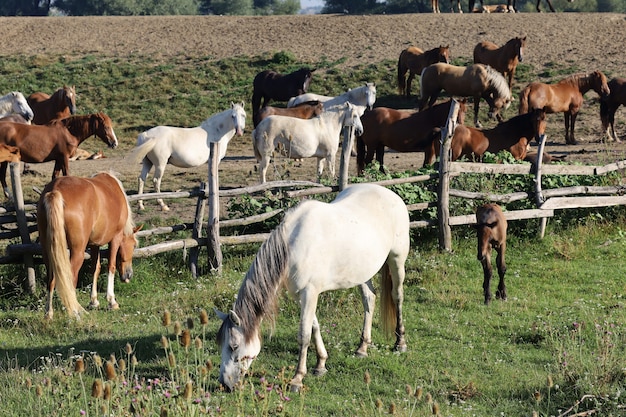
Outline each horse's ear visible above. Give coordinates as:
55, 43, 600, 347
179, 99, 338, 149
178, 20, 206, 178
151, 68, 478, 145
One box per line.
214, 308, 228, 321
133, 224, 143, 234
231, 101, 235, 108
229, 310, 241, 326
240, 101, 245, 109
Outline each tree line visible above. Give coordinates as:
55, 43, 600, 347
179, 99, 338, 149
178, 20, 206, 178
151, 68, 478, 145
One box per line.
1, 0, 623, 17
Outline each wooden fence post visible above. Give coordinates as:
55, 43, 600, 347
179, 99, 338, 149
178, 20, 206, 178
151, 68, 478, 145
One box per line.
437, 99, 460, 252
534, 133, 548, 238
10, 162, 36, 293
207, 142, 222, 273
190, 181, 207, 278
338, 125, 353, 191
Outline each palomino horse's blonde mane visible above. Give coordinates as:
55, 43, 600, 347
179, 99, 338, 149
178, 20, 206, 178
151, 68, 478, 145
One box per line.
482, 65, 512, 101
93, 171, 136, 236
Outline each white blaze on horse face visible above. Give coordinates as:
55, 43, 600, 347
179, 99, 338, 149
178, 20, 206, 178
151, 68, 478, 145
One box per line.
365, 84, 377, 110
231, 102, 246, 136
218, 322, 261, 391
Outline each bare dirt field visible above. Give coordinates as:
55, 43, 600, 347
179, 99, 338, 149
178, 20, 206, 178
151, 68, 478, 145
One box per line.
1, 13, 626, 200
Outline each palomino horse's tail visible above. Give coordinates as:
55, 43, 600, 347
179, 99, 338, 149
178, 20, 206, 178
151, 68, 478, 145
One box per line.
43, 190, 85, 318
397, 50, 408, 96
251, 128, 262, 162
379, 262, 398, 338
129, 134, 158, 165
518, 85, 531, 114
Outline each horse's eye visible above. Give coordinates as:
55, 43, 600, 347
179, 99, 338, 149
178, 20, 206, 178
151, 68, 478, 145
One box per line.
231, 343, 239, 351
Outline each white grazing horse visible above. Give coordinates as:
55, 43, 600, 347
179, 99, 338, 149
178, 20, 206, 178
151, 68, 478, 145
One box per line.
252, 102, 363, 183
130, 102, 246, 211
0, 92, 34, 123
216, 183, 410, 392
287, 83, 377, 116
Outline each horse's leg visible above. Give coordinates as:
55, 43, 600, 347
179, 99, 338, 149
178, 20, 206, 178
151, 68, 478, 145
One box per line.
311, 314, 328, 376
386, 257, 407, 352
356, 280, 376, 357
88, 244, 102, 309
105, 241, 121, 310
41, 236, 55, 320
473, 97, 483, 128
259, 154, 270, 184
544, 0, 556, 12
569, 113, 579, 145
564, 112, 577, 145
495, 244, 507, 301
290, 288, 319, 392
609, 107, 620, 142
375, 144, 386, 173
152, 163, 169, 211
327, 153, 336, 179
406, 72, 415, 98
0, 162, 9, 198
316, 158, 324, 182
481, 251, 493, 304
469, 0, 475, 12
137, 158, 153, 211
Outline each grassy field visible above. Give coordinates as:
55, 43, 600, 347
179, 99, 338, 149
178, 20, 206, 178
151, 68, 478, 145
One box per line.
0, 52, 625, 416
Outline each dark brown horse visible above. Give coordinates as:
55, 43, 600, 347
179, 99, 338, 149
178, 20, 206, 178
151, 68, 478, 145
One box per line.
519, 70, 610, 144
473, 37, 526, 89
600, 78, 626, 143
447, 108, 547, 161
357, 99, 466, 174
397, 45, 450, 97
27, 85, 77, 125
419, 63, 512, 128
251, 68, 315, 121
474, 203, 507, 305
0, 113, 118, 197
253, 100, 323, 127
37, 172, 140, 319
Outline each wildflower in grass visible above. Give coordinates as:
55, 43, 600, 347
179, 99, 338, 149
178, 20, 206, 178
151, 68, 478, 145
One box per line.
181, 329, 191, 349
426, 392, 433, 404
125, 343, 133, 355
131, 354, 138, 367
100, 404, 108, 415
25, 377, 32, 389
364, 370, 371, 385
534, 390, 542, 403
194, 337, 203, 349
80, 410, 85, 415
199, 309, 209, 325
162, 310, 171, 327
104, 382, 112, 400
389, 402, 397, 414
375, 398, 383, 410
405, 384, 412, 396
92, 379, 103, 398
119, 359, 126, 373
187, 317, 194, 330
547, 375, 554, 388
415, 386, 423, 400
93, 354, 103, 368
532, 412, 538, 417
74, 357, 85, 374
168, 353, 176, 368
173, 321, 182, 336
35, 385, 43, 397
160, 405, 168, 417
161, 335, 169, 349
432, 401, 440, 415
206, 359, 213, 371
183, 381, 193, 400
105, 361, 117, 381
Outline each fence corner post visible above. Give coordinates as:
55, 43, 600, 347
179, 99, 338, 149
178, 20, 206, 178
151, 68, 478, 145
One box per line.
207, 142, 222, 274
534, 133, 548, 239
10, 162, 36, 293
437, 99, 459, 252
190, 181, 208, 278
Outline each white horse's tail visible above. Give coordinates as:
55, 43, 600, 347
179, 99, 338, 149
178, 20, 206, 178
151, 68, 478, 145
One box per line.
379, 262, 397, 338
43, 191, 85, 319
129, 134, 158, 165
251, 128, 262, 162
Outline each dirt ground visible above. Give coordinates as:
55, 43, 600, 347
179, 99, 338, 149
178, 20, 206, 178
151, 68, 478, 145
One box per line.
1, 13, 626, 199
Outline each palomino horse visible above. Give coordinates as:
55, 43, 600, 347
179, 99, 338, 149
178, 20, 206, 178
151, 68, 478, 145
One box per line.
0, 92, 34, 122
419, 63, 512, 128
600, 78, 626, 143
473, 37, 526, 89
0, 113, 118, 197
397, 45, 450, 97
447, 108, 547, 161
475, 203, 508, 305
253, 100, 323, 127
27, 85, 77, 125
251, 68, 314, 121
130, 102, 246, 211
37, 172, 140, 319
356, 99, 467, 173
519, 70, 610, 144
287, 83, 377, 115
253, 102, 363, 183
216, 183, 410, 391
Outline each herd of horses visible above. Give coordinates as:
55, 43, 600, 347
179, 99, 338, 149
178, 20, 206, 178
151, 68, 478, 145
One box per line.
1, 26, 625, 393
432, 0, 574, 13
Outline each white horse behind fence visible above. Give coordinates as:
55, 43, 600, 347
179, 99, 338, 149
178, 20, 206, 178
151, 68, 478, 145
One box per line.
287, 83, 376, 116
252, 102, 363, 183
0, 92, 34, 122
129, 102, 246, 211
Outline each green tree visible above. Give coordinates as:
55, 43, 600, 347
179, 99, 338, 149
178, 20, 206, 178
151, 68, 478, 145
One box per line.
53, 0, 199, 16
205, 0, 254, 15
0, 0, 51, 16
321, 0, 384, 14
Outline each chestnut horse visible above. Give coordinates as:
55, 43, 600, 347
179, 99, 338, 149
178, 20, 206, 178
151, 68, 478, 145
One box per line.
447, 108, 547, 161
474, 203, 507, 305
0, 113, 118, 197
356, 99, 466, 173
519, 70, 610, 144
0, 144, 20, 163
27, 85, 77, 125
397, 45, 450, 97
473, 36, 526, 89
600, 78, 626, 143
251, 68, 314, 122
37, 172, 139, 319
254, 100, 323, 127
419, 63, 512, 128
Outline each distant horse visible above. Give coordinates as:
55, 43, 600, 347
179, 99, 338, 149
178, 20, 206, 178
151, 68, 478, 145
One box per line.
0, 92, 34, 122
356, 99, 467, 173
447, 108, 547, 161
251, 68, 314, 120
253, 100, 323, 127
600, 78, 626, 143
37, 172, 140, 320
130, 102, 246, 211
519, 70, 610, 144
419, 63, 512, 128
506, 0, 574, 12
474, 203, 507, 305
287, 83, 377, 115
433, 0, 514, 12
397, 45, 450, 97
0, 113, 118, 197
216, 183, 410, 391
253, 102, 363, 183
27, 85, 77, 125
473, 36, 526, 89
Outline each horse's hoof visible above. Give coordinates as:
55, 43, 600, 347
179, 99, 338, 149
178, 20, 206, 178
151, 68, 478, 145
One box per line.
355, 348, 368, 358
312, 367, 327, 377
289, 382, 302, 393
161, 206, 170, 212
109, 303, 120, 310
88, 301, 100, 310
395, 344, 407, 353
